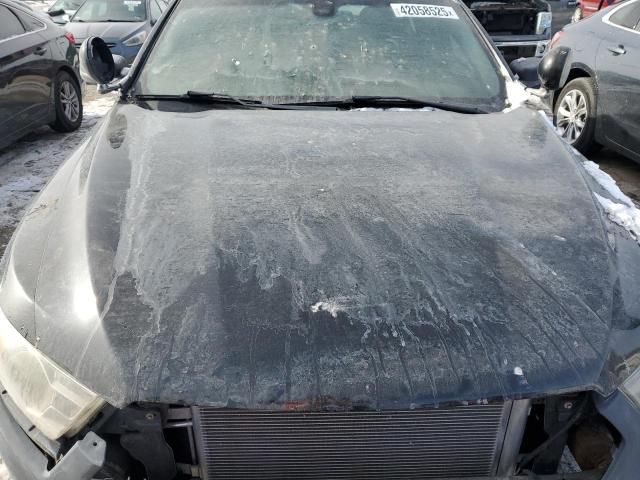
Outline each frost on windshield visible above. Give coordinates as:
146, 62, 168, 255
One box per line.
135, 0, 503, 108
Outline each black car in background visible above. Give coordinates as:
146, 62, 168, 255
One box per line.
0, 0, 82, 151
552, 0, 640, 161
464, 0, 553, 62
513, 0, 640, 162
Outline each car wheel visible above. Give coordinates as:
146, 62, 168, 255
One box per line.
571, 6, 583, 23
50, 71, 83, 132
554, 77, 598, 154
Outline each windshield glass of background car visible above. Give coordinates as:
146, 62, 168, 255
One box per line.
51, 0, 85, 11
72, 0, 147, 22
134, 0, 505, 108
607, 1, 640, 29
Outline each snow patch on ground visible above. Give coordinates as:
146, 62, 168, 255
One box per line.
583, 160, 640, 243
0, 93, 117, 254
594, 193, 640, 243
502, 80, 529, 112
583, 160, 634, 207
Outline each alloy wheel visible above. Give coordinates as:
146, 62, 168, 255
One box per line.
556, 89, 588, 145
60, 80, 80, 123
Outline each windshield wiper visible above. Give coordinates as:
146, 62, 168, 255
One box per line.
133, 91, 289, 109
278, 96, 488, 114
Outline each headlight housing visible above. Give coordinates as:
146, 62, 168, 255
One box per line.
123, 30, 148, 46
621, 367, 640, 408
0, 307, 104, 440
535, 11, 553, 36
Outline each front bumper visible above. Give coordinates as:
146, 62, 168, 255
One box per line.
0, 390, 636, 479
493, 35, 550, 62
0, 392, 105, 480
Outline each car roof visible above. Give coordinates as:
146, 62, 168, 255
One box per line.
2, 0, 34, 10
1, 0, 58, 26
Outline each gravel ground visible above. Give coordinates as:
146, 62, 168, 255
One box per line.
0, 92, 117, 257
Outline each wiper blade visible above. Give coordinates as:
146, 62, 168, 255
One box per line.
278, 96, 487, 114
133, 91, 290, 109
184, 90, 264, 105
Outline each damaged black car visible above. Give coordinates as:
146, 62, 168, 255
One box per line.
464, 0, 552, 62
0, 0, 639, 479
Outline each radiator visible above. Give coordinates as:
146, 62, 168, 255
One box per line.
192, 402, 513, 480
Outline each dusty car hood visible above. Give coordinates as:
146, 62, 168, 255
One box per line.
66, 21, 144, 42
1, 104, 639, 409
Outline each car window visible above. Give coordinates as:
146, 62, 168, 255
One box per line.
14, 10, 46, 31
608, 1, 640, 29
72, 0, 147, 22
150, 0, 162, 21
135, 0, 506, 110
0, 5, 27, 41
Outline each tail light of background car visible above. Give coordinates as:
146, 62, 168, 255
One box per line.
549, 31, 564, 49
64, 32, 76, 44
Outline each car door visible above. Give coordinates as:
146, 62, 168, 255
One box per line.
596, 0, 640, 159
0, 3, 52, 146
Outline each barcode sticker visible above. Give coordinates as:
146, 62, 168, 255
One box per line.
390, 4, 459, 19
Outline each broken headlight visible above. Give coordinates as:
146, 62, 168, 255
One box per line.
0, 307, 104, 440
621, 367, 640, 409
535, 11, 552, 36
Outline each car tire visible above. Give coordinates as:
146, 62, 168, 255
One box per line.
554, 77, 598, 154
50, 71, 83, 133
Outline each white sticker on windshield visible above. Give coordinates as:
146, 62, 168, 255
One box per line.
390, 4, 459, 18
123, 0, 141, 5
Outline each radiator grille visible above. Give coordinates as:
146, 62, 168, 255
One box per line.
193, 403, 509, 480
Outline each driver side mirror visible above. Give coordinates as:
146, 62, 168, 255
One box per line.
79, 37, 116, 84
537, 46, 572, 91
79, 37, 129, 91
47, 8, 66, 16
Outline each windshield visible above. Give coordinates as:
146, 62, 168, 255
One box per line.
50, 0, 85, 10
135, 0, 505, 110
50, 0, 85, 11
72, 0, 147, 22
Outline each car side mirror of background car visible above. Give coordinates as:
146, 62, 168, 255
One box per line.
47, 8, 65, 16
537, 46, 572, 91
79, 37, 116, 85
